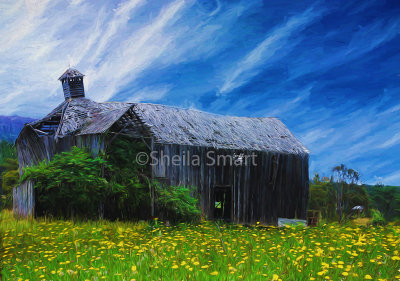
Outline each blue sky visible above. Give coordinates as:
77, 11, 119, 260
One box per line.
0, 0, 399, 185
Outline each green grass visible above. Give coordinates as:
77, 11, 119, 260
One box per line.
1, 210, 400, 280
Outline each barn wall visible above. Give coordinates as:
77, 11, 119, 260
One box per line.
14, 127, 309, 223
13, 180, 34, 218
151, 143, 309, 224
14, 131, 107, 217
16, 126, 50, 172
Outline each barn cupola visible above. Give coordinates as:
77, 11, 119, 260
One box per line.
58, 68, 85, 100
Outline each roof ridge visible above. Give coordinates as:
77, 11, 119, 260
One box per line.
130, 102, 279, 120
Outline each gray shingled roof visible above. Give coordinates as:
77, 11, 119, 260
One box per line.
27, 98, 309, 155
58, 68, 85, 80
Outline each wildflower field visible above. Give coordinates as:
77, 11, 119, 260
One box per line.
1, 210, 400, 281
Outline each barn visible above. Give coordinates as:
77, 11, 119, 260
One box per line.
14, 68, 309, 224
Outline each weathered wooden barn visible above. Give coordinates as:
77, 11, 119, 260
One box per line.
14, 68, 309, 224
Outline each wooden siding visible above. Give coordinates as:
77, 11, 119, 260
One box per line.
151, 143, 309, 225
13, 180, 34, 217
14, 132, 309, 224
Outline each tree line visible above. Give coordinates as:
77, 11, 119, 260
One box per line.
309, 164, 400, 224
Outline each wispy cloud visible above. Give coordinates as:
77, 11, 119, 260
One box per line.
378, 132, 400, 148
219, 7, 323, 94
0, 0, 399, 186
300, 128, 335, 146
0, 0, 51, 53
382, 171, 400, 186
87, 0, 188, 102
268, 86, 312, 116
125, 85, 172, 103
89, 0, 144, 64
289, 19, 400, 80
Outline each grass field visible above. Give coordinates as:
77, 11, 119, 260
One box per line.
1, 210, 400, 281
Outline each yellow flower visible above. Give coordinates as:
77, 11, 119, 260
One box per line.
210, 271, 219, 276
365, 275, 373, 279
131, 265, 137, 271
201, 265, 209, 269
342, 272, 349, 276
171, 265, 178, 269
272, 274, 279, 280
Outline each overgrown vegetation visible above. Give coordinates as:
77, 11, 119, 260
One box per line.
104, 136, 152, 219
21, 147, 121, 218
20, 139, 200, 223
155, 185, 201, 223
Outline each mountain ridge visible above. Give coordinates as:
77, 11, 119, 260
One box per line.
0, 115, 35, 142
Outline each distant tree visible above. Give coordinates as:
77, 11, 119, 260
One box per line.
0, 140, 17, 162
312, 173, 321, 184
368, 185, 400, 220
0, 141, 18, 209
1, 158, 19, 209
308, 173, 336, 220
332, 164, 365, 222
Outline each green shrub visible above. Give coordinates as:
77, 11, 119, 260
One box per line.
21, 147, 123, 219
19, 141, 201, 223
371, 209, 386, 226
155, 185, 201, 223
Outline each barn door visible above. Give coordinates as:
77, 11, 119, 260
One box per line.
213, 185, 232, 221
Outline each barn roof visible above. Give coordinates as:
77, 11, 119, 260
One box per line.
25, 98, 309, 155
58, 68, 84, 80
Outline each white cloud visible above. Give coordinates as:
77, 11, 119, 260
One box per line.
89, 0, 144, 64
0, 0, 51, 53
87, 0, 188, 102
0, 0, 261, 116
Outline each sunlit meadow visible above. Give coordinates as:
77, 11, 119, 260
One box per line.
1, 210, 400, 280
